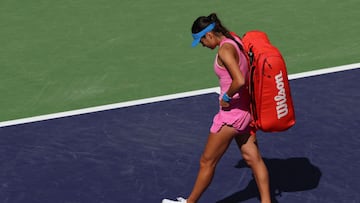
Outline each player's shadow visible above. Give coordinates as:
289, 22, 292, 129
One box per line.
216, 157, 322, 203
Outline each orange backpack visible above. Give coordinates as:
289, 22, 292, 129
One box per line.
233, 31, 296, 132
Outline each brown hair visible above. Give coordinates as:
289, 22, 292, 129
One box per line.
191, 13, 243, 51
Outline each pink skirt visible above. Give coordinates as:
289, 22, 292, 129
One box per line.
210, 108, 252, 134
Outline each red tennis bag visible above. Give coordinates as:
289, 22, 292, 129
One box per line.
237, 31, 296, 132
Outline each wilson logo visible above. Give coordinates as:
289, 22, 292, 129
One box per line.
274, 71, 288, 119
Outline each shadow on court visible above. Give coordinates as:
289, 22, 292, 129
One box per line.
217, 157, 321, 203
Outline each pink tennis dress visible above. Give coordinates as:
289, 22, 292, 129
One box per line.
210, 37, 253, 134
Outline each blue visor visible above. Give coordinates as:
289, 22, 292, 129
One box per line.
191, 22, 216, 47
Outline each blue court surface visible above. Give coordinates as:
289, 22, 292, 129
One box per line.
0, 68, 359, 203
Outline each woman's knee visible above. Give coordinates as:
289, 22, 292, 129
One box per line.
199, 153, 218, 169
242, 154, 256, 167
241, 148, 262, 167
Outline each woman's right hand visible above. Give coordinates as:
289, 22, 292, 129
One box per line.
220, 99, 230, 108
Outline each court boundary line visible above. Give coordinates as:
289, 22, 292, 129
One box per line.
1, 62, 359, 128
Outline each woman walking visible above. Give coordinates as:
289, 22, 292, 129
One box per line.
162, 13, 271, 203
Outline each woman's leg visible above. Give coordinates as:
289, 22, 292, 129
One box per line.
187, 125, 238, 203
236, 134, 271, 203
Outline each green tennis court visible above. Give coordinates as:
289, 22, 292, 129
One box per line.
1, 0, 359, 122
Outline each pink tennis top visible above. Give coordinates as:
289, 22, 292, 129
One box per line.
210, 37, 253, 134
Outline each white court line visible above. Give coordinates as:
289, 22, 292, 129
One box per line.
288, 63, 360, 80
1, 62, 359, 128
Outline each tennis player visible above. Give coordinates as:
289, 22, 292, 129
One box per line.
162, 13, 271, 203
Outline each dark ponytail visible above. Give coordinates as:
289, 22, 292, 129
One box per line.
192, 13, 244, 51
